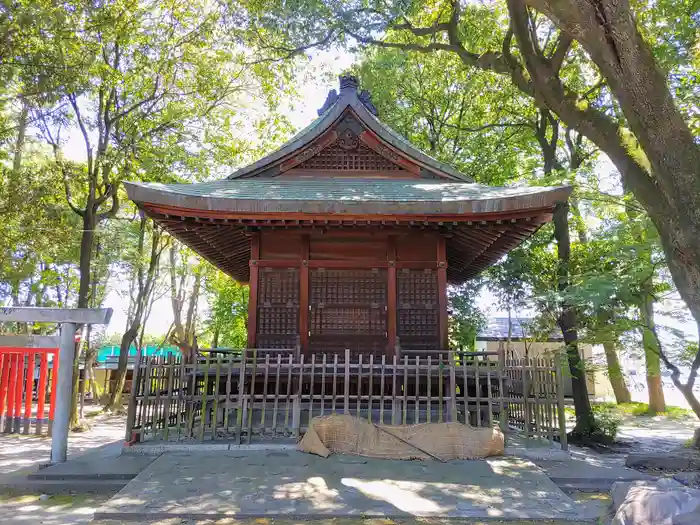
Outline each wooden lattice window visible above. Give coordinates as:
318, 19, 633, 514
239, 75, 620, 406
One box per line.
397, 269, 439, 350
298, 141, 402, 171
308, 268, 388, 355
256, 268, 299, 349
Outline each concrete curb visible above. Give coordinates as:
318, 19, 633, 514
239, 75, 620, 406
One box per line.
122, 442, 298, 455
93, 510, 597, 522
123, 442, 570, 460
0, 478, 128, 495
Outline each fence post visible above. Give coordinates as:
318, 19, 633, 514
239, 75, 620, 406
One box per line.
554, 352, 568, 450
523, 357, 531, 440
344, 348, 350, 415
51, 322, 76, 463
497, 345, 507, 435
125, 347, 143, 442
448, 352, 458, 423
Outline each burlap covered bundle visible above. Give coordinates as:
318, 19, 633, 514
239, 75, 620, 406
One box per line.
298, 414, 504, 460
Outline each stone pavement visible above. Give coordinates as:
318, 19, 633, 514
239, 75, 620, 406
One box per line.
0, 408, 126, 476
95, 451, 585, 521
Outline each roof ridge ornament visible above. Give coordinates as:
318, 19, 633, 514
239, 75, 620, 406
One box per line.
317, 75, 378, 116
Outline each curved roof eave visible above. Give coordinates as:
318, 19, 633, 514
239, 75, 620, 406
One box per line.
226, 89, 472, 182
124, 179, 572, 218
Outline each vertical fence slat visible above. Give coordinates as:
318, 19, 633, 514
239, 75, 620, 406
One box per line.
402, 355, 408, 425
224, 356, 233, 433
356, 354, 362, 420
448, 352, 456, 423
344, 349, 350, 415
555, 352, 568, 450
475, 358, 481, 428
426, 356, 432, 424
309, 354, 315, 424
461, 354, 468, 426
212, 355, 222, 440
391, 355, 397, 425
284, 354, 292, 433
235, 350, 246, 444
368, 355, 374, 423
163, 355, 175, 441
198, 354, 210, 441
142, 357, 153, 440
247, 349, 257, 444
331, 354, 337, 414
498, 346, 507, 435
414, 356, 420, 424
293, 353, 303, 439
272, 354, 281, 434
176, 356, 186, 440
438, 354, 443, 423
523, 358, 530, 439
379, 355, 385, 425
486, 358, 493, 428
320, 353, 326, 416
261, 354, 269, 432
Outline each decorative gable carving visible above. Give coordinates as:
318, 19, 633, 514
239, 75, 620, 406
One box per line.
296, 133, 403, 172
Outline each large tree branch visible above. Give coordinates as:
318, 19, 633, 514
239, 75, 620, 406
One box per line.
549, 33, 572, 74
390, 21, 450, 37
444, 121, 534, 133
97, 189, 119, 222
68, 94, 94, 177
506, 0, 661, 208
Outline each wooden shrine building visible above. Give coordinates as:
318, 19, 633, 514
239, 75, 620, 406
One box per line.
125, 76, 571, 358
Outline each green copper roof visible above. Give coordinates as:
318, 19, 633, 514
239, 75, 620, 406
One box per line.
125, 178, 572, 216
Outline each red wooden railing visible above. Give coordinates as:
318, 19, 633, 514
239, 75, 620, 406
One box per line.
0, 347, 58, 435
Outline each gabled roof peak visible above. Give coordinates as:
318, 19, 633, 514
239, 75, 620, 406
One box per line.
318, 75, 378, 116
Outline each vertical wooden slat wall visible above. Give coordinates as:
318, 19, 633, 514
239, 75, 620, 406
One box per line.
0, 348, 59, 436
125, 348, 568, 450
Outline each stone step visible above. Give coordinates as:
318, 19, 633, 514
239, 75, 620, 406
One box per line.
0, 478, 127, 495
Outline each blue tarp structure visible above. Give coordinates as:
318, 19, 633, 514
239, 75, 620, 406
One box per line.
96, 345, 181, 364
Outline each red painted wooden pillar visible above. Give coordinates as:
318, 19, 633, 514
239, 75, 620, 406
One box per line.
24, 351, 35, 431
387, 236, 397, 357
48, 350, 58, 426
6, 354, 18, 427
247, 233, 260, 348
36, 353, 49, 426
0, 353, 9, 427
437, 235, 449, 350
299, 235, 310, 357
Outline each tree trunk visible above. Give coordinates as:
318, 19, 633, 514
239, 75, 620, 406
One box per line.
553, 203, 596, 436
640, 292, 666, 414
602, 341, 632, 404
522, 0, 700, 338
12, 101, 28, 173
212, 325, 220, 349
69, 212, 96, 429
105, 327, 138, 412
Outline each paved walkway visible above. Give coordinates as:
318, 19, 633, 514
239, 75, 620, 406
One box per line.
95, 451, 583, 521
0, 408, 126, 476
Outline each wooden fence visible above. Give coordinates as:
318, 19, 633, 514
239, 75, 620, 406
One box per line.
126, 349, 567, 449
